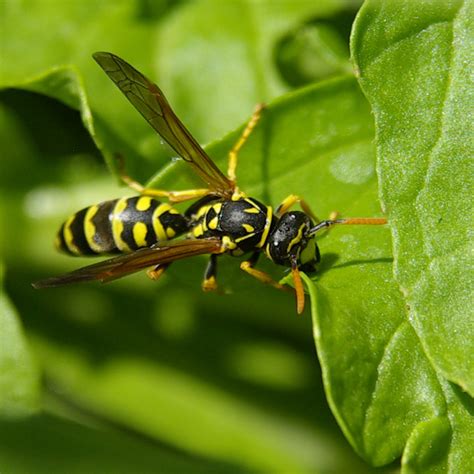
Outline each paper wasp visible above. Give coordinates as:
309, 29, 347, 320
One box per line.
33, 52, 387, 313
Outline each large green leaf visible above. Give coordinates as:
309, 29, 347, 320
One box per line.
352, 0, 472, 396
345, 0, 473, 471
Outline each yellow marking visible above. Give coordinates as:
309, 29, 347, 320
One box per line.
256, 205, 273, 248
242, 223, 254, 233
156, 203, 172, 213
112, 198, 131, 252
208, 216, 219, 230
64, 215, 81, 255
195, 204, 211, 219
193, 224, 204, 237
235, 232, 256, 243
222, 235, 237, 250
84, 205, 101, 252
244, 207, 260, 214
166, 227, 176, 239
152, 203, 171, 241
265, 242, 272, 260
168, 207, 180, 214
114, 197, 128, 215
212, 203, 222, 214
244, 198, 259, 207
202, 276, 218, 292
133, 222, 148, 247
136, 196, 153, 211
287, 224, 306, 253
112, 219, 130, 252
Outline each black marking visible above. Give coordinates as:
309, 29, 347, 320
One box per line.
91, 200, 118, 252
158, 210, 189, 235
69, 208, 97, 255
205, 207, 217, 227
118, 197, 158, 250
56, 223, 71, 254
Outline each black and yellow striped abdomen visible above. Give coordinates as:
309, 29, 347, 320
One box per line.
56, 196, 189, 256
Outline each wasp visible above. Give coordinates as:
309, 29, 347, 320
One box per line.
33, 52, 387, 313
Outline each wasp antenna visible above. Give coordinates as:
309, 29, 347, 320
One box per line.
309, 217, 387, 235
337, 217, 387, 226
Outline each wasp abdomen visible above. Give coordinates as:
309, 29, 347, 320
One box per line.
56, 196, 188, 256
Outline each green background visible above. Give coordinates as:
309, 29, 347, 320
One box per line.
1, 1, 472, 473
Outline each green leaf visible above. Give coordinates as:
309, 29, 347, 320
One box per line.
0, 265, 40, 418
0, 413, 240, 473
348, 0, 474, 471
352, 0, 472, 396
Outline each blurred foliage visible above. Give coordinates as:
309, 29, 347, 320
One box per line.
0, 0, 472, 473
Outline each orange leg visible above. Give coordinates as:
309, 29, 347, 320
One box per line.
240, 252, 288, 291
227, 103, 265, 185
146, 263, 169, 281
276, 194, 319, 222
115, 153, 209, 203
202, 254, 219, 292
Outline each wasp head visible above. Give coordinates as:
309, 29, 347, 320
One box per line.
266, 211, 320, 272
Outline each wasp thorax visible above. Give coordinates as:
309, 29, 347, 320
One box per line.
266, 211, 320, 270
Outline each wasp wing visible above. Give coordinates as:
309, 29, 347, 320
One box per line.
93, 52, 233, 197
32, 238, 223, 288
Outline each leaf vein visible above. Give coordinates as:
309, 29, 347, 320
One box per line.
363, 20, 453, 72
413, 18, 458, 263
362, 319, 406, 448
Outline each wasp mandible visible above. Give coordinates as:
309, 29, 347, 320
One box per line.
33, 52, 387, 313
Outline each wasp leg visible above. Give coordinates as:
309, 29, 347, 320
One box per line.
202, 254, 219, 292
275, 194, 320, 222
147, 263, 169, 281
114, 153, 209, 203
290, 260, 305, 315
227, 103, 265, 185
240, 252, 288, 291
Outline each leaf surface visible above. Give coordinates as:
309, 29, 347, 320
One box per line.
341, 0, 474, 471
353, 0, 472, 395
